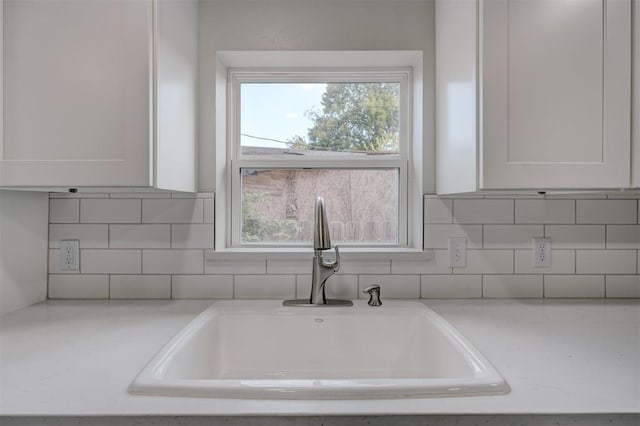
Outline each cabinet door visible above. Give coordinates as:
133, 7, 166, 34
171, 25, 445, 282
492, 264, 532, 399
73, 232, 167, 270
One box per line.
482, 0, 631, 189
1, 0, 152, 187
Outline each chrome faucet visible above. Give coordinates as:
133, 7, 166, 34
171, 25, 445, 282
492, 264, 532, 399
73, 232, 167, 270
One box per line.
283, 197, 352, 307
310, 197, 340, 304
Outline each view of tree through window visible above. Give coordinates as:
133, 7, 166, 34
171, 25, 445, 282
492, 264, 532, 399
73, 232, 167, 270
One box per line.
239, 81, 402, 245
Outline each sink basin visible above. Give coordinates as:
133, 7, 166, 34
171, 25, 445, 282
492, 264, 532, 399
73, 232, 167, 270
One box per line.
129, 300, 509, 399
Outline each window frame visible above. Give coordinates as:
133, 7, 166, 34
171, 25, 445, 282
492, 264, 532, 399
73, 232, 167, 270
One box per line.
228, 69, 411, 248
213, 51, 425, 256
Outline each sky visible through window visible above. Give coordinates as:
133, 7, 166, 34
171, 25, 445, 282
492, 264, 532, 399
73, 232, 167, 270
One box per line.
241, 83, 326, 149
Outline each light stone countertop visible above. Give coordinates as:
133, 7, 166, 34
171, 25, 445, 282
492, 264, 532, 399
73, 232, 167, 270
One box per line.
0, 299, 638, 416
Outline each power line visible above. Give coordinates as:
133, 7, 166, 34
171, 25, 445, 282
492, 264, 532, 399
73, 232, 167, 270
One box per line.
241, 133, 291, 145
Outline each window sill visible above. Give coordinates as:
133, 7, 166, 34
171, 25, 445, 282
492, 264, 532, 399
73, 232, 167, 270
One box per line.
205, 247, 433, 262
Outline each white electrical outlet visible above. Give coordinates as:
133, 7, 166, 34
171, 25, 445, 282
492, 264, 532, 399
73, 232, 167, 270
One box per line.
448, 237, 466, 268
60, 240, 80, 271
532, 237, 551, 267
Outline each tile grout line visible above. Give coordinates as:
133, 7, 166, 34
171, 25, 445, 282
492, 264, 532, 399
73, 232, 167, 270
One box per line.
170, 274, 173, 300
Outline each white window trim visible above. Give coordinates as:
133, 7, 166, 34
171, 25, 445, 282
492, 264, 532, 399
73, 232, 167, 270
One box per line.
213, 51, 426, 259
230, 69, 409, 248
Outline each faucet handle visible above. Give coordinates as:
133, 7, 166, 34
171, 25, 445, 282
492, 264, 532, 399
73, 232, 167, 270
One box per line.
363, 284, 382, 306
321, 245, 340, 272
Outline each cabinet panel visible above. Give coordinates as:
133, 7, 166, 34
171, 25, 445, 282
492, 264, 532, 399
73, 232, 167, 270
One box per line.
1, 0, 152, 187
508, 0, 603, 163
482, 0, 631, 189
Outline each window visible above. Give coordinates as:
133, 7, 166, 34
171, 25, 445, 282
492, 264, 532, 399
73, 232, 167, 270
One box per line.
215, 52, 424, 253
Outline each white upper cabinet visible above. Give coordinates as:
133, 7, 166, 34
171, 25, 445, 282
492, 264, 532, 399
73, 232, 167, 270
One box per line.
437, 0, 632, 193
0, 0, 197, 191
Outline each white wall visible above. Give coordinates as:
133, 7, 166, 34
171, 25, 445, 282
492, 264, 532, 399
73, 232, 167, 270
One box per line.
0, 190, 49, 315
197, 0, 436, 193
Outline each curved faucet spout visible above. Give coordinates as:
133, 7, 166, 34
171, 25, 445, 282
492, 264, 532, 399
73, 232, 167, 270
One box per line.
314, 197, 332, 251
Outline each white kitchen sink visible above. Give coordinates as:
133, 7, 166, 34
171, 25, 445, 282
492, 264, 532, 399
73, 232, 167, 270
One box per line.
129, 300, 509, 399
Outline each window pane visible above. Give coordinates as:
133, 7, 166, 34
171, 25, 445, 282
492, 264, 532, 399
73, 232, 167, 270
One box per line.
240, 82, 400, 156
241, 169, 399, 245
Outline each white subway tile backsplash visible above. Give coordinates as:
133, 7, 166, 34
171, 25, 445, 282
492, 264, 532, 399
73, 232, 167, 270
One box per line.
606, 192, 640, 199
110, 275, 171, 299
172, 275, 234, 299
110, 225, 170, 249
143, 250, 203, 274
338, 260, 390, 274
606, 225, 640, 249
544, 275, 605, 298
171, 192, 214, 199
206, 259, 266, 275
454, 250, 513, 274
49, 199, 79, 223
391, 250, 451, 274
453, 199, 514, 224
483, 225, 543, 249
576, 250, 637, 274
424, 197, 453, 223
109, 193, 171, 199
358, 275, 420, 299
46, 193, 640, 300
234, 275, 296, 299
483, 275, 543, 298
171, 224, 214, 249
606, 275, 640, 298
515, 199, 575, 224
421, 275, 482, 298
49, 275, 109, 299
545, 225, 605, 249
204, 198, 215, 223
81, 199, 141, 224
49, 224, 108, 248
548, 193, 607, 199
514, 250, 575, 274
576, 200, 637, 224
267, 259, 312, 275
50, 192, 109, 199
142, 199, 203, 223
82, 250, 141, 274
295, 274, 358, 299
424, 224, 482, 249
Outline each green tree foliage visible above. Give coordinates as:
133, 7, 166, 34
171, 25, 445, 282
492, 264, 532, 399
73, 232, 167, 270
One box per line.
242, 189, 297, 242
290, 83, 400, 153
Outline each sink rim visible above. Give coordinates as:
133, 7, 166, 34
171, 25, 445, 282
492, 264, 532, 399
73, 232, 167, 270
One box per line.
129, 300, 510, 399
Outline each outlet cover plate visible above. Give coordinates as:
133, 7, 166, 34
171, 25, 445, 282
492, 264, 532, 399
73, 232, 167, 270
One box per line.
532, 237, 551, 267
60, 239, 80, 271
448, 237, 467, 268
